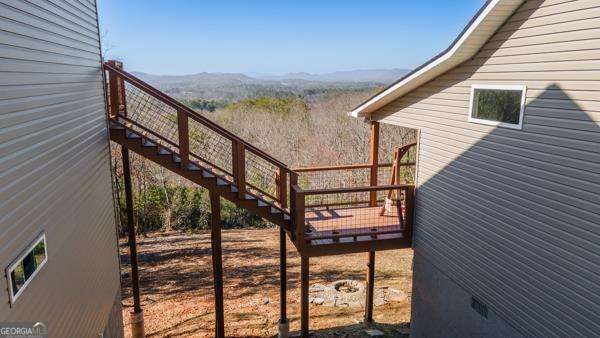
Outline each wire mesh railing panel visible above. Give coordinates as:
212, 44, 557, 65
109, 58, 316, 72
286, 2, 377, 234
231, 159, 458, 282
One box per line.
298, 167, 371, 191
377, 166, 392, 186
124, 82, 180, 147
303, 187, 408, 240
245, 149, 279, 202
188, 118, 233, 178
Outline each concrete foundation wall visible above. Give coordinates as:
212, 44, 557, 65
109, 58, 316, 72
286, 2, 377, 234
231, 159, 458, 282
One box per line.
411, 252, 523, 338
103, 290, 124, 338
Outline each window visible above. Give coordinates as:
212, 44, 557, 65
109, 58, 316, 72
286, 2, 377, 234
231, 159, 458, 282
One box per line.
6, 233, 47, 303
468, 84, 526, 129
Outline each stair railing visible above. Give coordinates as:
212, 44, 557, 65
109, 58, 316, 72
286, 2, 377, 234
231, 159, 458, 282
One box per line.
104, 61, 298, 218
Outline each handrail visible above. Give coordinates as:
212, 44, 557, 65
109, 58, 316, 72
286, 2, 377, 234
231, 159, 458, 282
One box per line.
292, 162, 417, 173
294, 184, 412, 196
292, 163, 390, 172
103, 62, 292, 172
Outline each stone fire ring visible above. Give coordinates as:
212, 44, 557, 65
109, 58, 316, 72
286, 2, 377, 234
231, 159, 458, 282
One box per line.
308, 280, 407, 308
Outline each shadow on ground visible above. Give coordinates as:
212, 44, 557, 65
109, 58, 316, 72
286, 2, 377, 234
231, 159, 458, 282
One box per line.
119, 228, 413, 337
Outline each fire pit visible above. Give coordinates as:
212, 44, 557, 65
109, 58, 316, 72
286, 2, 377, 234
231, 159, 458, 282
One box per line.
308, 279, 407, 308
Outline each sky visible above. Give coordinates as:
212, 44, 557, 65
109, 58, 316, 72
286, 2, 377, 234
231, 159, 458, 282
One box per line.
97, 0, 486, 75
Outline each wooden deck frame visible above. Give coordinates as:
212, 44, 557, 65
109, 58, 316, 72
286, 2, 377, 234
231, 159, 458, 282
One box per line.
292, 184, 414, 256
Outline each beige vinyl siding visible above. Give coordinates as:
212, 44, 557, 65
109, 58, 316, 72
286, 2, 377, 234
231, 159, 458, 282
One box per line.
0, 0, 121, 337
373, 0, 600, 336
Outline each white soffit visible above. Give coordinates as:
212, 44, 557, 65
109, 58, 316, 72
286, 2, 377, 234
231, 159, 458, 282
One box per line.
349, 0, 525, 118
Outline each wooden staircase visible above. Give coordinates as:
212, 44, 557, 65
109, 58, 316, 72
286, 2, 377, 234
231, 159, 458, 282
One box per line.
109, 119, 293, 231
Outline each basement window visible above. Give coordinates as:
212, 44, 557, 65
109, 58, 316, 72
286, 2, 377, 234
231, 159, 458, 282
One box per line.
468, 84, 526, 130
6, 233, 47, 303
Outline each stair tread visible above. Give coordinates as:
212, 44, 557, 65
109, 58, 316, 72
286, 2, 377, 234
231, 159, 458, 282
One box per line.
126, 131, 141, 139
143, 140, 156, 147
187, 163, 201, 171
110, 122, 125, 129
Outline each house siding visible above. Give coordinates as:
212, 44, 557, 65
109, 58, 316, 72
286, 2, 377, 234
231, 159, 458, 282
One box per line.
0, 0, 122, 337
372, 0, 600, 337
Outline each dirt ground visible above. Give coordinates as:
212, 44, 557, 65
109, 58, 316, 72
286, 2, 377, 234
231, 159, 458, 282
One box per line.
119, 228, 413, 337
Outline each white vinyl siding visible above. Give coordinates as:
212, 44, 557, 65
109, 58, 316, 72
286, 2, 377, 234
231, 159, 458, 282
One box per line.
373, 0, 600, 336
0, 0, 121, 336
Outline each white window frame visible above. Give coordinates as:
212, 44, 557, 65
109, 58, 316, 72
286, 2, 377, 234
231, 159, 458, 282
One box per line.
6, 233, 48, 303
468, 84, 527, 130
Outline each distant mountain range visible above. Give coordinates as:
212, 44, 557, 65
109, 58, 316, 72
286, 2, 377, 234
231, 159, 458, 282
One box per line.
131, 68, 410, 101
254, 69, 410, 83
133, 68, 409, 86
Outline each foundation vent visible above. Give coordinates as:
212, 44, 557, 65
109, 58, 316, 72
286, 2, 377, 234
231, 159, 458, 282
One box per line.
471, 297, 488, 318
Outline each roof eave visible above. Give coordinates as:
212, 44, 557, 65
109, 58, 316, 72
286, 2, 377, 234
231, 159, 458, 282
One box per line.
348, 0, 524, 118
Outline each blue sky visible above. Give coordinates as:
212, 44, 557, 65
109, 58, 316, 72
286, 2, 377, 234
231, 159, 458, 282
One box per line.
98, 0, 486, 75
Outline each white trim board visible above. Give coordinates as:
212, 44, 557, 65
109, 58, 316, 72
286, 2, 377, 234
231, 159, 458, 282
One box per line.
349, 0, 525, 118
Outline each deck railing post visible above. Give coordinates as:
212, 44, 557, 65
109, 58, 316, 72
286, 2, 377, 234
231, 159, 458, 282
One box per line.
235, 141, 246, 199
369, 121, 380, 206
276, 168, 289, 209
107, 61, 119, 118
210, 192, 225, 338
106, 60, 127, 118
177, 109, 189, 169
404, 186, 416, 245
293, 188, 305, 250
116, 62, 127, 115
122, 146, 145, 338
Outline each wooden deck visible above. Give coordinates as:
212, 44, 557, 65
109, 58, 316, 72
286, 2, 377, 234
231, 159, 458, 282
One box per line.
302, 205, 410, 256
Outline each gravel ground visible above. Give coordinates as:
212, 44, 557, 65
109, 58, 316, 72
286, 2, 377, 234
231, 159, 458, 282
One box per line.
119, 229, 413, 337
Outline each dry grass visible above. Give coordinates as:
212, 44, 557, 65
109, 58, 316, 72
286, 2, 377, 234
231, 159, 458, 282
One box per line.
120, 229, 413, 337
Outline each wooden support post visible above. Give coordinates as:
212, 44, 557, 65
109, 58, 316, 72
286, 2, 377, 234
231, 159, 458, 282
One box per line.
210, 192, 225, 338
122, 146, 145, 338
404, 186, 416, 245
278, 227, 289, 337
300, 255, 310, 338
365, 250, 375, 325
369, 121, 380, 206
177, 110, 189, 169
